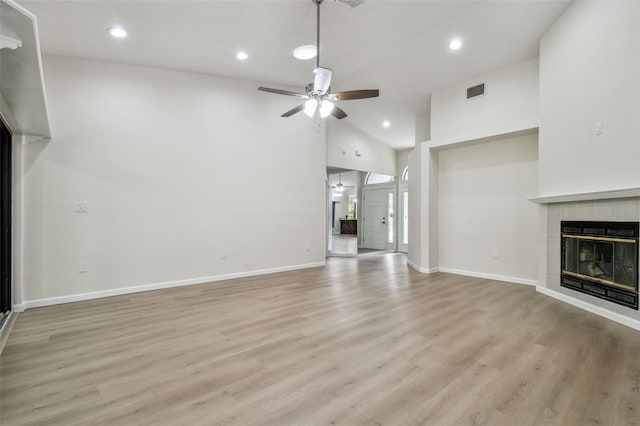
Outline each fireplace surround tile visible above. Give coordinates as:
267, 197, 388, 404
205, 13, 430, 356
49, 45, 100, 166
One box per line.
575, 201, 594, 220
544, 198, 640, 322
594, 200, 630, 220
562, 203, 577, 220
548, 217, 561, 238
548, 204, 563, 221
546, 238, 561, 276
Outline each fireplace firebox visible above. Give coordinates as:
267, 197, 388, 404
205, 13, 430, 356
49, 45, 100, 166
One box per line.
561, 221, 639, 309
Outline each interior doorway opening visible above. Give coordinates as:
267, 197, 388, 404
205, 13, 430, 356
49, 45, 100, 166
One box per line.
327, 167, 401, 257
327, 168, 359, 256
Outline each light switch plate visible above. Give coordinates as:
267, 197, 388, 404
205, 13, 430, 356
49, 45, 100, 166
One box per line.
74, 201, 89, 213
595, 122, 603, 135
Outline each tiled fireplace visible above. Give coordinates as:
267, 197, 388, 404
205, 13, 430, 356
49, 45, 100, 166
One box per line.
561, 220, 638, 309
545, 198, 640, 322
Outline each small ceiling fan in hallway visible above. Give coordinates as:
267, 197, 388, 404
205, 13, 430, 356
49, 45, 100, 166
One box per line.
258, 0, 379, 119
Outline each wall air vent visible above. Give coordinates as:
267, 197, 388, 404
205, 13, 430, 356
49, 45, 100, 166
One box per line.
466, 83, 485, 99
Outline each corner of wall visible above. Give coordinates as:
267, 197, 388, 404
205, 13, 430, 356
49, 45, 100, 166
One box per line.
11, 132, 25, 308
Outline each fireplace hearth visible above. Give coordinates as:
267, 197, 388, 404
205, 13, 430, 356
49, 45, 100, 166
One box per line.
561, 221, 639, 309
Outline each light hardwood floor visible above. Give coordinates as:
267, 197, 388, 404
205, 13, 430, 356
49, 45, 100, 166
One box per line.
1, 254, 639, 425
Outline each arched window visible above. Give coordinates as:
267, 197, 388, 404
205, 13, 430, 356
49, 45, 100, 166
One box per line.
401, 166, 408, 181
365, 172, 394, 185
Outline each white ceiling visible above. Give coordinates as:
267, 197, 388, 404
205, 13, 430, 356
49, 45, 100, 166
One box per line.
17, 0, 570, 150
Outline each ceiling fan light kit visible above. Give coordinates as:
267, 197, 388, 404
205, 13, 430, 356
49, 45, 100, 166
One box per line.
258, 0, 379, 120
292, 44, 317, 60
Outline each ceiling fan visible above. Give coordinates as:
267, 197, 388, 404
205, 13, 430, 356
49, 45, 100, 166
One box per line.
331, 173, 354, 192
258, 0, 379, 120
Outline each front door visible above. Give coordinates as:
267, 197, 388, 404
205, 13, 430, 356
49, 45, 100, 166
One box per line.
363, 188, 389, 250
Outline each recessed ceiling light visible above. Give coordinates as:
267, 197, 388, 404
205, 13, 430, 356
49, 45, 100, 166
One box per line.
449, 38, 462, 51
107, 27, 127, 39
236, 51, 249, 61
293, 45, 317, 60
382, 120, 391, 128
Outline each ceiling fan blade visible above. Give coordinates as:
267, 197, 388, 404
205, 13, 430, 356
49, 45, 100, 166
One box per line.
258, 87, 309, 99
331, 105, 348, 120
332, 89, 380, 101
313, 67, 332, 94
281, 104, 306, 117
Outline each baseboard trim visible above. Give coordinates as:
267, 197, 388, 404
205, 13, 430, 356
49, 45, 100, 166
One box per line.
407, 260, 439, 274
0, 311, 18, 355
536, 286, 640, 331
437, 267, 537, 286
23, 261, 326, 309
13, 304, 25, 312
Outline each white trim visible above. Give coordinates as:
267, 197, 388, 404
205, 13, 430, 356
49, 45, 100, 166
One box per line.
22, 134, 49, 144
12, 304, 24, 312
0, 311, 14, 336
3, 0, 37, 19
1, 0, 52, 139
528, 187, 640, 204
0, 310, 17, 355
437, 267, 537, 286
407, 260, 439, 274
0, 34, 22, 50
23, 261, 325, 309
536, 286, 640, 332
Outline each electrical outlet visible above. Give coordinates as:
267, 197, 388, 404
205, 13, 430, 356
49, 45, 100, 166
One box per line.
491, 250, 500, 260
79, 261, 89, 273
74, 201, 89, 213
221, 249, 228, 260
305, 244, 310, 252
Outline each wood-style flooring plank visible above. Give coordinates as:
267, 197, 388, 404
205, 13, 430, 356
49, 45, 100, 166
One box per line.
2, 253, 639, 425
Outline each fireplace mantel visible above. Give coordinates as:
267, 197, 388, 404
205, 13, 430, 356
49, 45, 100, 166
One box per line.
529, 187, 640, 204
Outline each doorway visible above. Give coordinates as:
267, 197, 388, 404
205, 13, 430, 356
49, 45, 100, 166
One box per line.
326, 169, 399, 256
361, 172, 396, 253
0, 118, 12, 319
327, 169, 359, 256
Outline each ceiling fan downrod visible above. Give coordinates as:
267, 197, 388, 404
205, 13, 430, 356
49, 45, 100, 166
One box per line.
314, 0, 323, 70
256, 0, 379, 120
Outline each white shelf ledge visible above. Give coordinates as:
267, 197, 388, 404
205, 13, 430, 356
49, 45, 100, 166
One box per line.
529, 187, 640, 204
424, 124, 538, 151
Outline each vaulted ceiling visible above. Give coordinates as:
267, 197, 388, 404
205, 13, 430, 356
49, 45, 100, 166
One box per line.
18, 0, 571, 150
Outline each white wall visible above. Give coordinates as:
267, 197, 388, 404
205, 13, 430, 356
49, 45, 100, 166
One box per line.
430, 58, 539, 144
407, 145, 423, 268
415, 114, 431, 144
21, 55, 327, 303
396, 149, 410, 180
438, 133, 539, 283
538, 0, 640, 196
327, 120, 396, 176
11, 134, 25, 309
